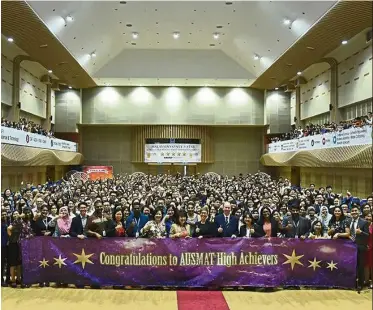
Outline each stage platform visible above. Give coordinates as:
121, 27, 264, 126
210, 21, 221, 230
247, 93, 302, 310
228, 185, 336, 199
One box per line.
1, 287, 372, 310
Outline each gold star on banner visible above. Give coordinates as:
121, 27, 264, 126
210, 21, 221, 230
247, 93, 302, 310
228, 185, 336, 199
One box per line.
39, 258, 49, 268
326, 260, 338, 271
53, 255, 67, 268
308, 257, 321, 271
73, 249, 94, 269
282, 249, 304, 270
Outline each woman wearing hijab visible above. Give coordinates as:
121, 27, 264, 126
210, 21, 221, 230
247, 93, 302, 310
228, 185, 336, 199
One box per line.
319, 206, 332, 235
53, 206, 72, 238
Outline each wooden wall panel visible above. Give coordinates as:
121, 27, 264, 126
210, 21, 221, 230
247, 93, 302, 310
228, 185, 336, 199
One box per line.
131, 125, 213, 163
1, 166, 47, 191
300, 167, 372, 198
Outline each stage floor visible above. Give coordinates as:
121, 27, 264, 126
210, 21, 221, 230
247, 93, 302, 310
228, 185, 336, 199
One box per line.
1, 287, 372, 310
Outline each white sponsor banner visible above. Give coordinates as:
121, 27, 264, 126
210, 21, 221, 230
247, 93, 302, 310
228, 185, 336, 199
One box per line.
145, 143, 201, 163
1, 126, 78, 152
268, 126, 372, 153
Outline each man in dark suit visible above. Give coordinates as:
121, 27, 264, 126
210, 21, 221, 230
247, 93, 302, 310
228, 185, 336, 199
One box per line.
350, 205, 370, 290
126, 202, 149, 237
282, 202, 311, 239
69, 202, 89, 239
214, 202, 239, 238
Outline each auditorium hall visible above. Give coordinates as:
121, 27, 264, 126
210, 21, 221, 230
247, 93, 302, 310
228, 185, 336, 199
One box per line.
1, 1, 372, 310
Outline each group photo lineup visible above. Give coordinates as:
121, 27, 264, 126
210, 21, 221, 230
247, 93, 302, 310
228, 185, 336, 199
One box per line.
0, 1, 372, 310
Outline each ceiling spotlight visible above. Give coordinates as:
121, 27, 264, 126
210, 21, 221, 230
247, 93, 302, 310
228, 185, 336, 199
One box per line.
48, 70, 53, 74
342, 40, 348, 45
275, 87, 279, 90
91, 52, 96, 57
68, 86, 72, 89
297, 71, 302, 76
173, 32, 180, 39
213, 33, 220, 39
283, 18, 291, 25
132, 32, 139, 39
7, 37, 14, 42
66, 15, 73, 22
254, 54, 260, 60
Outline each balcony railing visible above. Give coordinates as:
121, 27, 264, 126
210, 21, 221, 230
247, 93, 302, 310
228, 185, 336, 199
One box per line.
267, 125, 372, 153
1, 126, 78, 152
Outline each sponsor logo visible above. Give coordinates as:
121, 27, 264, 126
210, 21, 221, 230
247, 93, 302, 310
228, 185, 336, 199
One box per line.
333, 136, 337, 144
26, 135, 29, 143
322, 137, 326, 145
51, 140, 54, 147
311, 140, 314, 147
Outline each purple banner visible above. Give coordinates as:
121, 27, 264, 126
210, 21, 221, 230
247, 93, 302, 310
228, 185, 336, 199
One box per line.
21, 237, 357, 288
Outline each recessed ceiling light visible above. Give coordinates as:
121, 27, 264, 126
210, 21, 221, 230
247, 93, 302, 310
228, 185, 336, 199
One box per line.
173, 32, 180, 39
7, 37, 14, 42
275, 87, 279, 90
68, 86, 72, 89
254, 54, 260, 60
283, 18, 291, 25
342, 40, 348, 45
66, 15, 73, 22
297, 71, 302, 75
132, 32, 139, 39
213, 33, 220, 39
48, 70, 53, 74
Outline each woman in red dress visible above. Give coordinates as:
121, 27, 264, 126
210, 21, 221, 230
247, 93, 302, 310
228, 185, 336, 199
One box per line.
365, 212, 373, 289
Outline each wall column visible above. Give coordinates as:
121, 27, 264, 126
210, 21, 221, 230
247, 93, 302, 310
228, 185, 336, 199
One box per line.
291, 167, 301, 187
44, 84, 52, 131
295, 87, 301, 127
318, 58, 341, 123
10, 55, 33, 122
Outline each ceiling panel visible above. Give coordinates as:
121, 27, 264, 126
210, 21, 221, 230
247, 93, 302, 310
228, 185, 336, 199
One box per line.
1, 1, 96, 88
251, 1, 373, 89
26, 1, 335, 84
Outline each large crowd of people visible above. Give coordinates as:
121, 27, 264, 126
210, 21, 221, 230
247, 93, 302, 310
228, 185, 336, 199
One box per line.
1, 172, 372, 290
270, 113, 372, 143
1, 117, 54, 138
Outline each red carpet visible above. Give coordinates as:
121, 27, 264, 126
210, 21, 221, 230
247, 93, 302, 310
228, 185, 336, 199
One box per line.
177, 291, 230, 310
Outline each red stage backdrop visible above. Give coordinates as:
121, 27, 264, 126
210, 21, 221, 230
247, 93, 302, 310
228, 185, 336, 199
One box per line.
83, 166, 113, 180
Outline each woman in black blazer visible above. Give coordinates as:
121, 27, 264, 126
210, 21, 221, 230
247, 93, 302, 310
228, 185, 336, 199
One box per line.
256, 206, 280, 237
194, 207, 215, 238
239, 212, 260, 238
